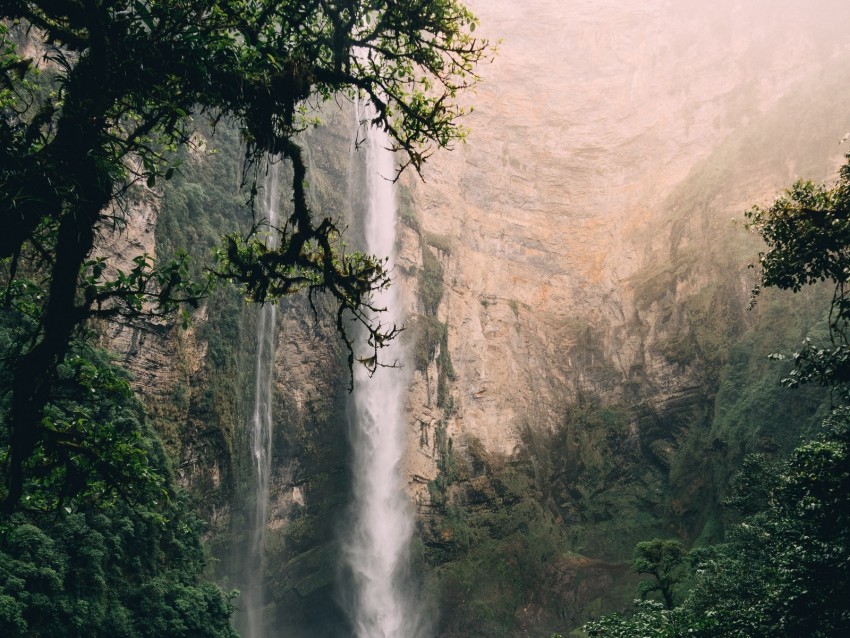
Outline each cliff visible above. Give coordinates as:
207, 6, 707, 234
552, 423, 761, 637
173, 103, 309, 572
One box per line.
393, 0, 850, 633
405, 0, 850, 458
99, 1, 850, 636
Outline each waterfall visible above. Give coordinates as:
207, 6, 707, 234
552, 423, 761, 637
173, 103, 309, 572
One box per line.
243, 161, 280, 638
343, 106, 421, 638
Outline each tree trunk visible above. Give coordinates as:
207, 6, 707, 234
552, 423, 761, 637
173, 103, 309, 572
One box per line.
3, 184, 105, 511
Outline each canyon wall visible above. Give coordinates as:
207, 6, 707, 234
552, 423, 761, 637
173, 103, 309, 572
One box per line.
404, 0, 850, 461
101, 1, 850, 636
392, 0, 850, 632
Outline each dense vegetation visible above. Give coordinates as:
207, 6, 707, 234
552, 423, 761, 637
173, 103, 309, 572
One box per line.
583, 416, 850, 638
0, 504, 237, 638
579, 157, 850, 637
1, 1, 487, 635
0, 319, 236, 636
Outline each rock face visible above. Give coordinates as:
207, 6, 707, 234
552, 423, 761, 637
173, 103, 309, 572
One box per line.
399, 0, 850, 491
381, 2, 850, 632
94, 194, 204, 424
101, 1, 850, 635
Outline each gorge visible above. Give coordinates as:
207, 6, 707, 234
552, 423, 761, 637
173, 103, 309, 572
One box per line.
118, 1, 850, 635
212, 2, 850, 632
3, 1, 850, 637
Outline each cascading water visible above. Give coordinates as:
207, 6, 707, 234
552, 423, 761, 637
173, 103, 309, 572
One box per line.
343, 106, 422, 638
242, 161, 280, 638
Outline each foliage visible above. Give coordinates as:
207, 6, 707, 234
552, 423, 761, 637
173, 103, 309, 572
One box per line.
396, 182, 420, 231
0, 499, 236, 638
0, 319, 235, 636
419, 242, 445, 316
426, 421, 461, 511
704, 293, 831, 483
0, 0, 488, 511
679, 418, 850, 637
583, 413, 850, 637
632, 540, 687, 609
412, 239, 455, 407
746, 156, 850, 400
424, 231, 453, 255
534, 402, 666, 560
412, 315, 446, 374
423, 399, 672, 634
0, 314, 166, 512
583, 600, 685, 638
157, 121, 248, 268
424, 439, 566, 636
435, 334, 457, 409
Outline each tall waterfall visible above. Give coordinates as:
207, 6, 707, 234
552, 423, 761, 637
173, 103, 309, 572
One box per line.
343, 109, 421, 638
243, 161, 280, 638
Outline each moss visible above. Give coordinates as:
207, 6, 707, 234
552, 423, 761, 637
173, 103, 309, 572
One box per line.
411, 232, 456, 409
436, 325, 456, 408
424, 231, 453, 254
423, 433, 576, 636
411, 315, 445, 372
397, 182, 420, 231
419, 242, 444, 315
417, 392, 699, 635
629, 254, 696, 313
144, 118, 256, 521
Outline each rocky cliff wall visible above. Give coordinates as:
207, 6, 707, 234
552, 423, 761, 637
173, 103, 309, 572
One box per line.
402, 0, 850, 464
100, 1, 850, 635
390, 1, 850, 632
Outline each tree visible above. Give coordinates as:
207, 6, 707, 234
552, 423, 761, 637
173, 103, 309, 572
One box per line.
745, 157, 850, 400
0, 1, 488, 511
0, 317, 238, 636
584, 415, 850, 637
584, 157, 850, 638
0, 504, 239, 638
632, 539, 687, 610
